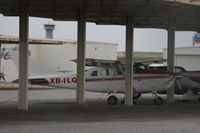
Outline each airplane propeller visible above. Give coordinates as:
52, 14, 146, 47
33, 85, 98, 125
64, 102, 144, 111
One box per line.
0, 66, 6, 82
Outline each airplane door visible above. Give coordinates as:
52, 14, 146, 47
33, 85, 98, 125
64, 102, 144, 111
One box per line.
85, 68, 111, 93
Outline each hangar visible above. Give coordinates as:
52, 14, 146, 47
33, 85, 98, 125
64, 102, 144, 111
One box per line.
163, 46, 200, 71
0, 0, 200, 110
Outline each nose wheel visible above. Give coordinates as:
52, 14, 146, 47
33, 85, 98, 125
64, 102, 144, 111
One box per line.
107, 95, 118, 105
153, 96, 163, 105
152, 92, 163, 105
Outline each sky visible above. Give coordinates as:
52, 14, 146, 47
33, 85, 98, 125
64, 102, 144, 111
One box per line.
0, 14, 196, 52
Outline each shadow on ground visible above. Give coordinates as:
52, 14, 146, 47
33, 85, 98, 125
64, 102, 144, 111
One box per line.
0, 98, 200, 122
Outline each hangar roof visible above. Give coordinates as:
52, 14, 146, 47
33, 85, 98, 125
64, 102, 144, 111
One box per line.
0, 0, 200, 31
0, 35, 75, 45
163, 46, 200, 55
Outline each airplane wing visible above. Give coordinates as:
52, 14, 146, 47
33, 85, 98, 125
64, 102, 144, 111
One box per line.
71, 58, 121, 67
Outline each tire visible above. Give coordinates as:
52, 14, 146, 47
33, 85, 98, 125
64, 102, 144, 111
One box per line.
153, 97, 163, 105
198, 97, 200, 101
192, 89, 198, 95
133, 93, 142, 99
107, 95, 118, 105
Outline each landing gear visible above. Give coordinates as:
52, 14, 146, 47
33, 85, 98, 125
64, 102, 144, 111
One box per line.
121, 92, 141, 105
192, 89, 198, 95
152, 92, 163, 105
153, 96, 163, 105
107, 95, 118, 105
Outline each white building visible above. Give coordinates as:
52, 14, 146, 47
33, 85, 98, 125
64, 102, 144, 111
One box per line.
29, 40, 118, 73
163, 46, 200, 71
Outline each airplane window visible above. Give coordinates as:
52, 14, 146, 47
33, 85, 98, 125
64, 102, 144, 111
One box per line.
101, 68, 110, 76
174, 67, 186, 73
100, 68, 123, 76
106, 69, 109, 76
101, 69, 107, 76
109, 69, 114, 76
113, 68, 123, 75
91, 70, 98, 76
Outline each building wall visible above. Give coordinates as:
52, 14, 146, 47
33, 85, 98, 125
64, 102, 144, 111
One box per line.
163, 47, 200, 71
37, 44, 76, 73
29, 45, 38, 63
30, 41, 117, 73
87, 41, 117, 60
174, 55, 200, 71
117, 51, 163, 62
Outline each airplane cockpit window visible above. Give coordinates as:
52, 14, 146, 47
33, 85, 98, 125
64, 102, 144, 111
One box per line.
174, 67, 186, 74
133, 62, 146, 72
91, 70, 98, 76
113, 68, 123, 76
101, 67, 123, 76
101, 68, 109, 76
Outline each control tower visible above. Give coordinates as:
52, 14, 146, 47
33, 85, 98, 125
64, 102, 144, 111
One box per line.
44, 22, 55, 39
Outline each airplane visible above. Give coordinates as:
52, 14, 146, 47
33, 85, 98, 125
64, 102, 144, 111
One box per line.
5, 47, 176, 105
177, 71, 200, 95
148, 64, 200, 97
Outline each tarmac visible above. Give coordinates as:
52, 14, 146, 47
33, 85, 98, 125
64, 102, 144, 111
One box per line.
0, 88, 200, 133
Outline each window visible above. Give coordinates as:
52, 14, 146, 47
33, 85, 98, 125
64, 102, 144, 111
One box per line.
101, 69, 108, 76
113, 68, 123, 76
174, 67, 186, 74
91, 70, 98, 76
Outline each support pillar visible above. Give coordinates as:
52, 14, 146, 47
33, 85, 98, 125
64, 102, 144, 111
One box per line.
125, 18, 134, 106
18, 5, 29, 111
0, 43, 1, 80
167, 27, 175, 104
76, 13, 86, 104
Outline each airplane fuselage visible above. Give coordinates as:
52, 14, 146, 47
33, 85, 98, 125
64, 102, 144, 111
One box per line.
47, 68, 174, 94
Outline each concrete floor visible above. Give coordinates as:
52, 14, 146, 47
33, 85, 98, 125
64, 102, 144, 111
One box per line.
0, 89, 200, 133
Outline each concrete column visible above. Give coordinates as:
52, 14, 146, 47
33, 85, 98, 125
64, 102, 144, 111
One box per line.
18, 5, 29, 110
76, 13, 86, 104
167, 27, 175, 104
0, 43, 1, 78
125, 18, 134, 106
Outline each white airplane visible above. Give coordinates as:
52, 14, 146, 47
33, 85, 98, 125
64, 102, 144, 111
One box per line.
6, 47, 176, 105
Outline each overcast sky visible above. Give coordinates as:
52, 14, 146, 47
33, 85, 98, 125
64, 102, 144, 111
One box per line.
0, 14, 196, 52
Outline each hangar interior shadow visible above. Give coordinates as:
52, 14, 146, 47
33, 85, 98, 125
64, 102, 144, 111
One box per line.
0, 99, 200, 122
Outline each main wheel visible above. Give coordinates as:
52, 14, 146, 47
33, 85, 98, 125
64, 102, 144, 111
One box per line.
192, 89, 198, 95
107, 95, 118, 105
153, 97, 163, 105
